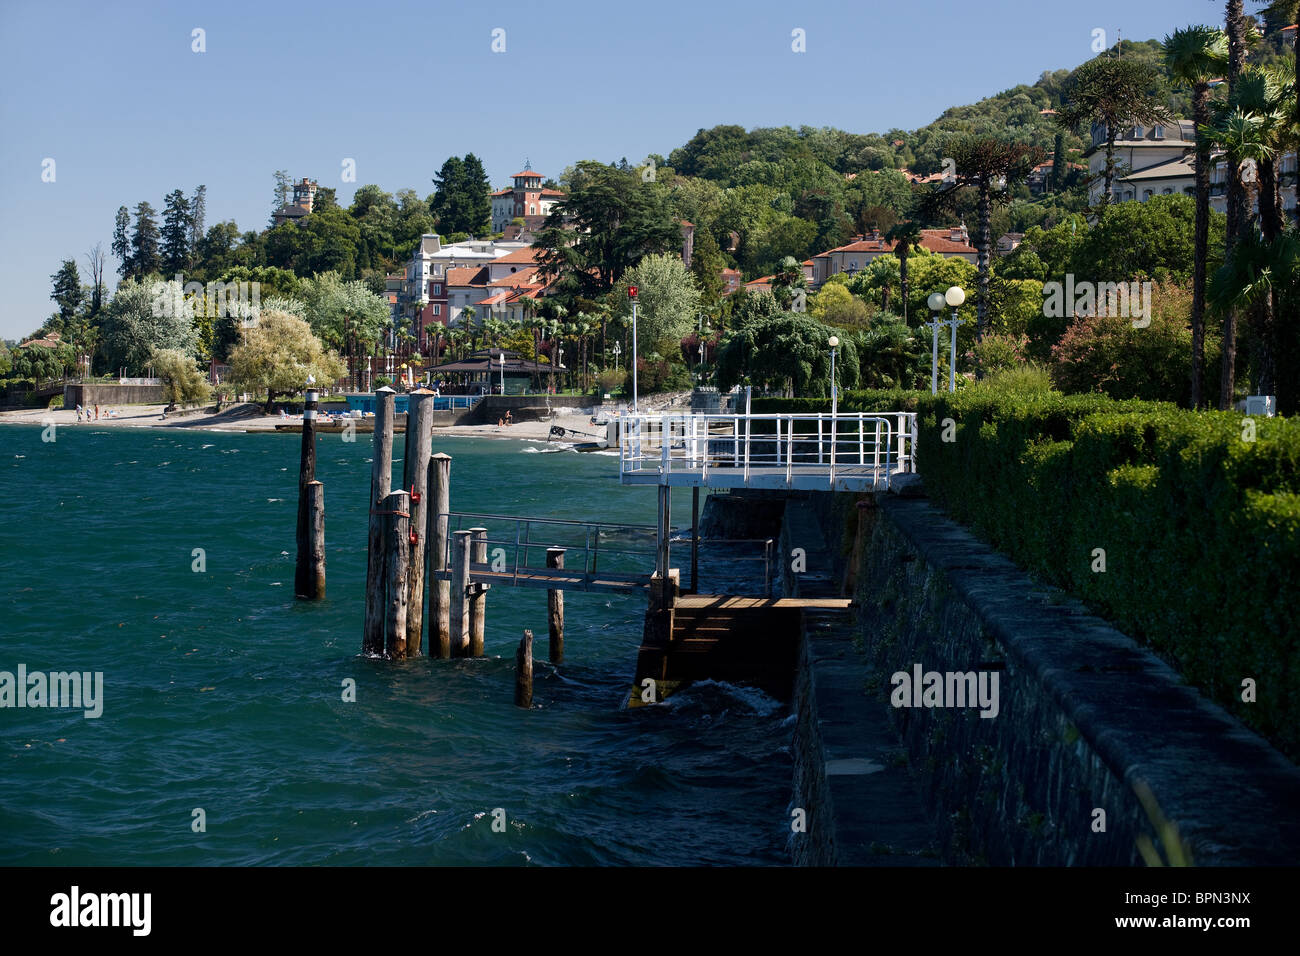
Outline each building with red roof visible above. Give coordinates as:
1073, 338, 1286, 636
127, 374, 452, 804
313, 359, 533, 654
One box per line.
491, 168, 566, 233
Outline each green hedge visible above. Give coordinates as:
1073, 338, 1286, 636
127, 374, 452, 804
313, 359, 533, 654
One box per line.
752, 389, 929, 414
915, 390, 1300, 760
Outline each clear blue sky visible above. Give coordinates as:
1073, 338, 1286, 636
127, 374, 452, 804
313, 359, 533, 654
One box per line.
0, 0, 1210, 341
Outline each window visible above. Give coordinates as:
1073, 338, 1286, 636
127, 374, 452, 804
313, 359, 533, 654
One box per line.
1142, 189, 1153, 201
433, 305, 441, 316
529, 204, 536, 215
1162, 187, 1172, 195
433, 284, 441, 294
1133, 125, 1144, 139
1153, 125, 1164, 140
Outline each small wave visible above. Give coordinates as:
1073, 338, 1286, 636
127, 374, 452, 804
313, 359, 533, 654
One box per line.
677, 679, 786, 716
267, 498, 283, 502
521, 446, 564, 454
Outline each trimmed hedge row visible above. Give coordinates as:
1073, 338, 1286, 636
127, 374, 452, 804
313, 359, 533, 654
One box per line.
915, 390, 1300, 760
758, 388, 1300, 759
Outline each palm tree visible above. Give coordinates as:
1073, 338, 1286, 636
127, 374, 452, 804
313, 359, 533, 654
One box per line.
1206, 97, 1284, 397
1208, 228, 1298, 398
1220, 0, 1251, 409
885, 221, 925, 325
1164, 24, 1228, 409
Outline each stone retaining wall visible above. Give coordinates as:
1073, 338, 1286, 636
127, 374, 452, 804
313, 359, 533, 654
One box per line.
851, 496, 1300, 865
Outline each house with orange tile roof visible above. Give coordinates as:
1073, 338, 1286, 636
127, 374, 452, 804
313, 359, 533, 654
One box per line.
809, 226, 976, 287
491, 169, 566, 233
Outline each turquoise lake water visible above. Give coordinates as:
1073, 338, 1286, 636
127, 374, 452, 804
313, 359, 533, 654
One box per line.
0, 424, 791, 865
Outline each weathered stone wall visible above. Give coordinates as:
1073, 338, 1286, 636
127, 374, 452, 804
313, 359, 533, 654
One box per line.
853, 496, 1300, 866
64, 384, 166, 406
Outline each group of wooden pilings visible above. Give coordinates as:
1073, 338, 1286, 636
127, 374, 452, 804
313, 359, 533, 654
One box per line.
351, 387, 563, 708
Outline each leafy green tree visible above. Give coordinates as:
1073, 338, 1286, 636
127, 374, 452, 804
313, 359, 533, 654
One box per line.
715, 313, 858, 397
195, 221, 242, 278
296, 271, 391, 358
9, 341, 75, 382
130, 201, 162, 277
151, 348, 212, 405
1054, 57, 1174, 216
0, 341, 10, 378
300, 204, 361, 276
49, 259, 84, 325
1050, 284, 1214, 405
227, 310, 346, 410
1070, 195, 1223, 284
621, 253, 701, 356
99, 277, 199, 374
534, 160, 681, 301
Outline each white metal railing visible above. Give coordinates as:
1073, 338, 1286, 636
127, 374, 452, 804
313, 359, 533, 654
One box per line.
618, 412, 916, 489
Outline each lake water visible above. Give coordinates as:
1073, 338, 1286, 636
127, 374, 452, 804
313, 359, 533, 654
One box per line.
0, 424, 792, 865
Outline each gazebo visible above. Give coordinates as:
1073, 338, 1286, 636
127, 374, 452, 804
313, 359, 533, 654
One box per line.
428, 349, 564, 396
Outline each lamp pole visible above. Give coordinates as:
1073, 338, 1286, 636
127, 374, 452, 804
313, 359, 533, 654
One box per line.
499, 351, 505, 395
629, 286, 639, 412
828, 335, 839, 415
926, 291, 946, 395
944, 286, 965, 393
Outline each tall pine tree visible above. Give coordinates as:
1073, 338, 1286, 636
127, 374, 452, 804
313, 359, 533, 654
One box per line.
188, 185, 207, 264
460, 153, 491, 235
430, 156, 467, 234
112, 205, 132, 278
49, 259, 84, 326
131, 201, 162, 277
161, 189, 191, 275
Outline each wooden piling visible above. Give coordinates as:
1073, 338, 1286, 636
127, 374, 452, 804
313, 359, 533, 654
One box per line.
690, 486, 700, 595
427, 454, 452, 658
469, 527, 488, 657
294, 387, 321, 599
450, 529, 472, 657
302, 480, 326, 598
362, 387, 395, 656
546, 547, 565, 663
515, 630, 533, 708
403, 390, 435, 655
384, 490, 410, 658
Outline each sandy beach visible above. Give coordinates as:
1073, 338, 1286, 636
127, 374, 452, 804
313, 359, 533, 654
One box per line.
0, 393, 695, 444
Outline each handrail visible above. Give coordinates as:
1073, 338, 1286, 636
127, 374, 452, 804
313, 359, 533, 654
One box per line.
616, 411, 916, 489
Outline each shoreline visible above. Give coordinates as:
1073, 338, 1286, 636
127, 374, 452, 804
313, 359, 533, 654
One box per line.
0, 401, 625, 444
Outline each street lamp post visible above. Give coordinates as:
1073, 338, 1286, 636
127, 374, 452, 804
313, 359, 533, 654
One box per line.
926, 291, 946, 395
629, 286, 639, 412
498, 351, 505, 395
612, 341, 622, 370
828, 335, 840, 415
944, 286, 965, 393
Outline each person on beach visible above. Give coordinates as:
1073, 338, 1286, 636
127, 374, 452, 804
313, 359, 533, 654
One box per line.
94, 404, 100, 420
505, 410, 512, 426
75, 404, 84, 422
497, 417, 504, 428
